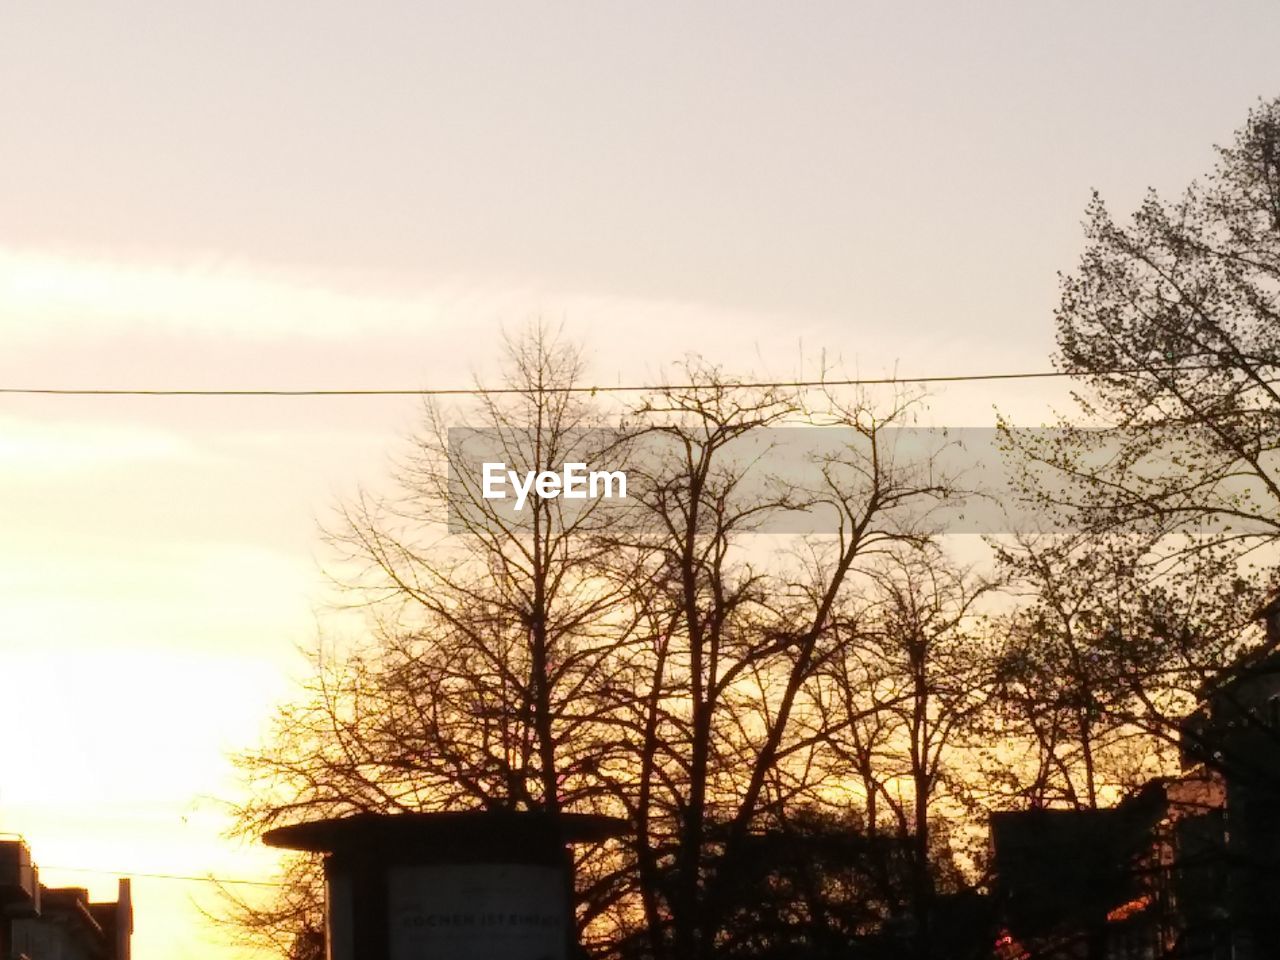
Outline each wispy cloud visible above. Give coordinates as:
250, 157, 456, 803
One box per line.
0, 246, 803, 355
0, 415, 204, 470
0, 247, 466, 340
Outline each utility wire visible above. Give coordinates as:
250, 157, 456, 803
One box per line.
41, 864, 283, 887
0, 364, 1247, 398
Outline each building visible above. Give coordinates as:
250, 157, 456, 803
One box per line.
1, 839, 40, 958
0, 838, 131, 960
989, 590, 1280, 959
1172, 589, 1280, 957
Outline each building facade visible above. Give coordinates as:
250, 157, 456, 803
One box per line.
0, 839, 131, 960
990, 591, 1280, 959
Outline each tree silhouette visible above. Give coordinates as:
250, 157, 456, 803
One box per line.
229, 327, 980, 959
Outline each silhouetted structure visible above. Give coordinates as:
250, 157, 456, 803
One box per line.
0, 839, 40, 958
991, 774, 1228, 958
1, 840, 131, 960
1173, 590, 1280, 957
10, 881, 133, 960
990, 591, 1280, 959
265, 810, 626, 960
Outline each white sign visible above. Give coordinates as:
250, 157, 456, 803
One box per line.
387, 863, 567, 960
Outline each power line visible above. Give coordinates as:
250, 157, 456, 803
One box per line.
0, 364, 1235, 398
41, 864, 283, 887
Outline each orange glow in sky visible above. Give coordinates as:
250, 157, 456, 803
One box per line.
3, 3, 1280, 957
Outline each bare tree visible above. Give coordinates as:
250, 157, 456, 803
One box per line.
803, 546, 994, 958
600, 370, 959, 959
231, 335, 966, 959
231, 326, 643, 950
208, 854, 324, 959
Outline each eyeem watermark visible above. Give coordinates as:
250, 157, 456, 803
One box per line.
482, 462, 628, 511
452, 426, 1270, 534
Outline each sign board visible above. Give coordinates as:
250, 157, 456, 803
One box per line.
387, 863, 567, 960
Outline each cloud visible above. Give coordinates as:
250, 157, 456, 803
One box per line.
0, 247, 460, 340
0, 246, 804, 355
0, 415, 203, 470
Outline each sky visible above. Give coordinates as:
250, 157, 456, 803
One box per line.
2, 2, 1279, 957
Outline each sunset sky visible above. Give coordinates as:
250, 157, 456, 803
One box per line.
3, 3, 1280, 957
